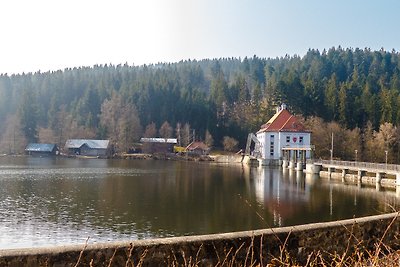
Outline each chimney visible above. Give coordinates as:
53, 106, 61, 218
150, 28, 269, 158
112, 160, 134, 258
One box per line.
277, 103, 287, 113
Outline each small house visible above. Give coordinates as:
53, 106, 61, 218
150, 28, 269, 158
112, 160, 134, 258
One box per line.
186, 141, 210, 155
140, 138, 177, 154
65, 139, 110, 157
25, 143, 59, 156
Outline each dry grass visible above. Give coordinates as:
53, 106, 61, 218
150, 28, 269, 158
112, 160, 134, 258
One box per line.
78, 231, 399, 266
73, 213, 400, 266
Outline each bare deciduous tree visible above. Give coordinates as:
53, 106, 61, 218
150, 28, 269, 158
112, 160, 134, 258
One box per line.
373, 122, 397, 163
181, 123, 191, 146
100, 92, 142, 153
223, 136, 238, 152
303, 116, 361, 160
159, 121, 173, 138
0, 114, 26, 154
144, 122, 157, 138
175, 122, 182, 146
205, 130, 214, 148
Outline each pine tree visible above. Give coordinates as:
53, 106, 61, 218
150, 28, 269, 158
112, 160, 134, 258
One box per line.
19, 89, 38, 143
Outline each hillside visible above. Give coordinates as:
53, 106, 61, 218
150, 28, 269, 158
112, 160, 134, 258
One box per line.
1, 47, 400, 161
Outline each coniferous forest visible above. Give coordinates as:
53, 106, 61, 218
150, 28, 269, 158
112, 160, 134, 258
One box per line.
1, 47, 400, 163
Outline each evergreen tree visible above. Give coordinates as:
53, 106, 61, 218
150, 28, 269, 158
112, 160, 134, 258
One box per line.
19, 89, 38, 143
325, 74, 338, 120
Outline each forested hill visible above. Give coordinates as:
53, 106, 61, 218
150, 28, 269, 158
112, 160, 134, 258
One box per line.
1, 47, 400, 154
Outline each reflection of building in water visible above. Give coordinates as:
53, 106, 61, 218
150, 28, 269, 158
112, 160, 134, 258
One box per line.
253, 167, 311, 226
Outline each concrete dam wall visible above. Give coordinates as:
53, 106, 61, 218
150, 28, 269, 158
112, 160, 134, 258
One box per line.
0, 212, 399, 266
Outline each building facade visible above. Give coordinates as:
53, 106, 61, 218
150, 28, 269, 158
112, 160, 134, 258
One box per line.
256, 104, 311, 165
65, 139, 110, 157
25, 143, 59, 156
185, 141, 210, 155
140, 138, 177, 154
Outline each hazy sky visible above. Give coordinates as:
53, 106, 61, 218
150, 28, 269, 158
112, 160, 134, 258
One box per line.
1, 0, 399, 74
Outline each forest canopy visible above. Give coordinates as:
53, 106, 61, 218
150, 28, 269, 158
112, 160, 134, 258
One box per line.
1, 47, 400, 162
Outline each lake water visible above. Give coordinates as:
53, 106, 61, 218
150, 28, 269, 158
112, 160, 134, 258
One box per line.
0, 157, 398, 249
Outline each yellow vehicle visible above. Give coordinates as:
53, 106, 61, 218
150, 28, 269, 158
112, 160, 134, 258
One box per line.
174, 146, 186, 153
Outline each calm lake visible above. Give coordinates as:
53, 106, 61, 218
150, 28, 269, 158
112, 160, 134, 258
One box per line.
0, 157, 399, 249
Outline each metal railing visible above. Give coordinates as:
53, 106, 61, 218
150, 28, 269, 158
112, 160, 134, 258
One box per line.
306, 159, 400, 173
281, 145, 315, 150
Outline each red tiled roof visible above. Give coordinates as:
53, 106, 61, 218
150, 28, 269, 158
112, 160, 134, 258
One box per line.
257, 109, 308, 133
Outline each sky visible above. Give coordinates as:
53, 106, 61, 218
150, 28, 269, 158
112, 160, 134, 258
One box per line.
1, 0, 399, 75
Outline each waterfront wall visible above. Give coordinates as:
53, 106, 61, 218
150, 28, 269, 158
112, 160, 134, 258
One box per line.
320, 170, 397, 188
212, 154, 243, 163
0, 212, 399, 266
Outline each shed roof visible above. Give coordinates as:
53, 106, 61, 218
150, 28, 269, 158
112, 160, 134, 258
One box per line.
65, 139, 109, 149
25, 143, 57, 152
140, 138, 177, 144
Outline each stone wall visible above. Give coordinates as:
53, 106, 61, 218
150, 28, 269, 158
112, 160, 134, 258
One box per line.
0, 212, 399, 266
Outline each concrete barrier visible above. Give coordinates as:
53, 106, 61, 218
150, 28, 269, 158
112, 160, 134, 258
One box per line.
305, 163, 321, 174
0, 212, 399, 266
212, 155, 243, 163
320, 171, 397, 188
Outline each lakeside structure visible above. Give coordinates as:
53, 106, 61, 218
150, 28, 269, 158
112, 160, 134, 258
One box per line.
140, 138, 177, 154
25, 143, 59, 156
305, 159, 400, 190
185, 141, 210, 156
246, 104, 313, 168
64, 139, 110, 157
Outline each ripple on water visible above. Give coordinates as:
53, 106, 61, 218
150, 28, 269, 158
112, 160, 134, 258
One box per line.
0, 159, 399, 249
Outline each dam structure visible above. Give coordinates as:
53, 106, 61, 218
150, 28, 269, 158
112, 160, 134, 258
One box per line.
304, 159, 400, 189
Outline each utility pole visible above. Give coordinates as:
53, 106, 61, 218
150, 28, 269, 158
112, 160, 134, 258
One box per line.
13, 127, 16, 155
330, 132, 333, 161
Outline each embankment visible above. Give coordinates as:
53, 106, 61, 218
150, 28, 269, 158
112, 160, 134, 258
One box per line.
0, 212, 399, 266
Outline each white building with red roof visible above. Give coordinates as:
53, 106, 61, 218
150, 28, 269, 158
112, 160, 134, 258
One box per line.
256, 104, 311, 165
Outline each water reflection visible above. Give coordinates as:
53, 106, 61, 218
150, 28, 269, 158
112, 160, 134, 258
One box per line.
0, 158, 398, 249
246, 165, 400, 227
249, 167, 310, 226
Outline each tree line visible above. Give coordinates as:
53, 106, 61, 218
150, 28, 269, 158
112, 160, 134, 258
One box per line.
1, 47, 400, 162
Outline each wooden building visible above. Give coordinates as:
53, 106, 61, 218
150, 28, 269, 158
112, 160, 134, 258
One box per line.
186, 141, 210, 155
140, 138, 177, 154
25, 143, 59, 156
65, 139, 110, 157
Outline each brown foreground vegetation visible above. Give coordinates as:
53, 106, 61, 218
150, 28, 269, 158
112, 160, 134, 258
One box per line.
1, 213, 399, 266
76, 214, 400, 266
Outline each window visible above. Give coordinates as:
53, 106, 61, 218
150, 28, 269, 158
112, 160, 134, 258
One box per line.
270, 135, 274, 156
286, 136, 290, 143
